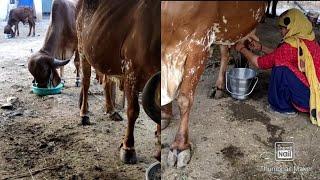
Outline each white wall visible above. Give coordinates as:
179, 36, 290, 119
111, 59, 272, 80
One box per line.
34, 0, 42, 20
0, 0, 10, 21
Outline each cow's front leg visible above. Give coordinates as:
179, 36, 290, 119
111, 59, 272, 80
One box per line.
168, 50, 209, 168
120, 75, 139, 164
79, 55, 91, 125
60, 67, 65, 84
14, 24, 18, 37
210, 45, 230, 99
27, 23, 31, 36
103, 75, 123, 121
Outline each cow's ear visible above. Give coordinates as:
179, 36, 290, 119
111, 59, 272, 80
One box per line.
51, 69, 61, 87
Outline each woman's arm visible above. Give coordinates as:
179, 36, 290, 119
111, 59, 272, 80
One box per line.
261, 44, 274, 54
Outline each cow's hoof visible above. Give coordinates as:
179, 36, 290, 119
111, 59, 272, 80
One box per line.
209, 86, 226, 99
120, 147, 137, 164
167, 149, 177, 167
167, 148, 191, 168
161, 118, 170, 130
75, 79, 81, 87
214, 89, 225, 99
208, 86, 217, 99
177, 148, 191, 168
154, 149, 161, 162
81, 116, 91, 126
109, 112, 123, 121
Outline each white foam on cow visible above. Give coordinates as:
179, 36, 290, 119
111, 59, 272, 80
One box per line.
222, 16, 227, 24
161, 24, 218, 105
255, 8, 262, 21
161, 45, 187, 106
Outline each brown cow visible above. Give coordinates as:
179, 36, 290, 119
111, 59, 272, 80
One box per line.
4, 7, 35, 37
161, 1, 266, 167
28, 0, 80, 89
28, 0, 122, 121
76, 0, 160, 163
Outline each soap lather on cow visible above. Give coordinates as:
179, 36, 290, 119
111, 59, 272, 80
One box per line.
4, 7, 36, 37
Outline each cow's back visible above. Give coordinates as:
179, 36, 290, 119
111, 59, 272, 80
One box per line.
8, 7, 33, 25
162, 1, 266, 48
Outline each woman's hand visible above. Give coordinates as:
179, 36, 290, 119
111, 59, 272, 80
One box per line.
234, 40, 260, 68
235, 41, 246, 52
248, 38, 262, 51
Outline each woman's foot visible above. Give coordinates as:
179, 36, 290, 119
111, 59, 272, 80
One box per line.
266, 105, 298, 118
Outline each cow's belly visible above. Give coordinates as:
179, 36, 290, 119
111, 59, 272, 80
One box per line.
80, 25, 123, 75
84, 44, 122, 75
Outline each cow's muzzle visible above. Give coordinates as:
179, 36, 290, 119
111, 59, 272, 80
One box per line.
142, 71, 160, 125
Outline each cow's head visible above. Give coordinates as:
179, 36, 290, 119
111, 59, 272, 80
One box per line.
4, 25, 14, 37
28, 51, 70, 88
142, 71, 160, 125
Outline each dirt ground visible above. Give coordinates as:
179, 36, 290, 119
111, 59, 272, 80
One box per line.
161, 17, 320, 180
0, 18, 158, 179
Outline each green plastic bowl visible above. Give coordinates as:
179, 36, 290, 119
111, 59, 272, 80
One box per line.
32, 83, 64, 96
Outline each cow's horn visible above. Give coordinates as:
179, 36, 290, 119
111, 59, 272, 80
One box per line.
142, 71, 160, 125
53, 58, 71, 68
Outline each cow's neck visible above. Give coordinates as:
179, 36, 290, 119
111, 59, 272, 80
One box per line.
7, 19, 15, 26
41, 27, 59, 57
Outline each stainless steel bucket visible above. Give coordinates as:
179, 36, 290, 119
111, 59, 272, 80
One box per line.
226, 68, 258, 100
146, 161, 160, 180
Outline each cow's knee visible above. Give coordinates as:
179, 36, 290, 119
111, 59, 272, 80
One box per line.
177, 94, 191, 115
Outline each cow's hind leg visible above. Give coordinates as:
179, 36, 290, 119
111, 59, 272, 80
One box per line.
32, 21, 35, 36
120, 73, 139, 164
155, 124, 161, 161
168, 49, 209, 168
74, 50, 81, 87
79, 55, 91, 125
103, 75, 123, 121
210, 45, 230, 99
60, 67, 65, 84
